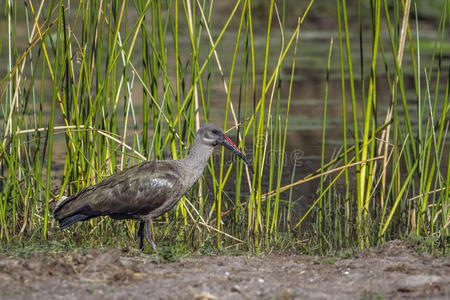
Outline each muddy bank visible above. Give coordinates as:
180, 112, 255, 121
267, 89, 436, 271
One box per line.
0, 240, 449, 299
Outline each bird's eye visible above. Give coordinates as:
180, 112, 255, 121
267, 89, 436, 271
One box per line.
212, 129, 218, 134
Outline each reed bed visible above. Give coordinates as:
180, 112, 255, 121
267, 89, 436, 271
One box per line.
0, 0, 448, 254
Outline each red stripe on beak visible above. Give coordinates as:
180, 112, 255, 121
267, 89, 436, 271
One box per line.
221, 133, 253, 173
224, 135, 239, 150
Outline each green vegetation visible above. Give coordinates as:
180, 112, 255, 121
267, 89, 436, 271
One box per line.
309, 0, 449, 254
0, 0, 448, 256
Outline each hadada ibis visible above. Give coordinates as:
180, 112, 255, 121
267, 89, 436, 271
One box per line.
54, 123, 251, 250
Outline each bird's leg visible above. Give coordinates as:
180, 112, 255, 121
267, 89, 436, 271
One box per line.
144, 220, 157, 250
136, 221, 145, 251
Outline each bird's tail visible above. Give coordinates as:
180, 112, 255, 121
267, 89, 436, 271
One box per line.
54, 195, 100, 229
57, 212, 92, 229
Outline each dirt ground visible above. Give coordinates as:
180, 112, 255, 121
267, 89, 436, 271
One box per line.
0, 240, 448, 300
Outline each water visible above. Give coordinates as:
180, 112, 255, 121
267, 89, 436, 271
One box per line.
2, 1, 449, 205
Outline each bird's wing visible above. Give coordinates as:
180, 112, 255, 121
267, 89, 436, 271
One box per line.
55, 161, 183, 220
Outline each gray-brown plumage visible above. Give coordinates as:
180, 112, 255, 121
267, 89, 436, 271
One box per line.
54, 123, 251, 250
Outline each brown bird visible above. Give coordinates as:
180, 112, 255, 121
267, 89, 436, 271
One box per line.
54, 123, 251, 250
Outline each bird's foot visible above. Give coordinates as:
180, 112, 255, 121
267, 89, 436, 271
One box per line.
144, 221, 157, 250
135, 220, 157, 252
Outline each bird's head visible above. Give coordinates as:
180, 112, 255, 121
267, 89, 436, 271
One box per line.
198, 123, 253, 171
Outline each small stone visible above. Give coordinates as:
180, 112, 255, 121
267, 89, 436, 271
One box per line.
282, 289, 293, 299
231, 285, 241, 293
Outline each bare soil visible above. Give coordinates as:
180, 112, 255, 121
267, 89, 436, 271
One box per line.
0, 240, 448, 299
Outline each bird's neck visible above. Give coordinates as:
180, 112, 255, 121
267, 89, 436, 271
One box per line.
181, 138, 215, 185
184, 139, 214, 168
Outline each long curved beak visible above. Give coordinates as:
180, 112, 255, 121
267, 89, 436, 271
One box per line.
218, 134, 254, 173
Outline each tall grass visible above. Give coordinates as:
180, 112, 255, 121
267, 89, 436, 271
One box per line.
1, 0, 449, 254
0, 0, 308, 251
300, 0, 449, 253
